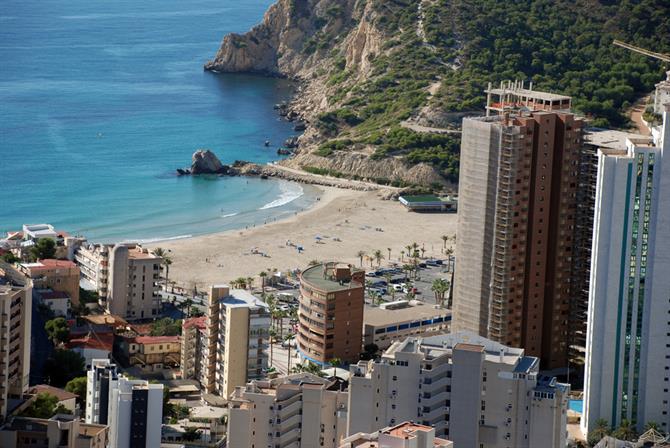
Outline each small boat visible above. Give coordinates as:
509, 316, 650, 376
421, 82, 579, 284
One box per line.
264, 140, 270, 147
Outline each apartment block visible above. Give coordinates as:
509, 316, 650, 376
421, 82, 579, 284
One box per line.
0, 262, 32, 421
582, 105, 670, 435
340, 421, 453, 448
85, 359, 163, 448
76, 243, 162, 320
180, 316, 208, 387
228, 373, 348, 448
181, 286, 270, 398
453, 86, 590, 369
348, 332, 569, 448
124, 335, 180, 370
19, 259, 80, 305
298, 263, 365, 365
0, 414, 108, 448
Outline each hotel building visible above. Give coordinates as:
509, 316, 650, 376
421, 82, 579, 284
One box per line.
19, 259, 80, 305
180, 316, 208, 387
298, 263, 365, 365
181, 286, 270, 398
0, 414, 108, 448
0, 262, 32, 421
227, 373, 348, 448
86, 359, 163, 448
76, 243, 162, 320
582, 105, 670, 434
453, 84, 592, 369
348, 332, 569, 448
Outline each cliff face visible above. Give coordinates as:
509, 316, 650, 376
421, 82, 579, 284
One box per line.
206, 0, 458, 189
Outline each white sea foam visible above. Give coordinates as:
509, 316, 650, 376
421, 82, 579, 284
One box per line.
134, 234, 193, 244
221, 212, 239, 218
259, 182, 304, 210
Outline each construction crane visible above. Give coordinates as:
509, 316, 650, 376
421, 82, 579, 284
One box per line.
613, 39, 670, 63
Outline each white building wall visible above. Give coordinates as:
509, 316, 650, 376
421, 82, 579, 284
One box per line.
583, 107, 670, 435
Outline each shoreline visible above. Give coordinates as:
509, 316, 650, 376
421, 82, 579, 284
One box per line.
148, 185, 457, 290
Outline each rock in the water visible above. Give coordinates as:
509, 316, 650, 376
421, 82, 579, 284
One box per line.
191, 149, 224, 174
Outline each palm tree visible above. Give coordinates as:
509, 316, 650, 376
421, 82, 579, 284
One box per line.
400, 250, 405, 262
420, 247, 426, 259
445, 247, 454, 271
163, 257, 172, 292
411, 242, 419, 257
441, 235, 449, 251
268, 328, 277, 367
259, 271, 268, 293
367, 255, 374, 268
373, 249, 384, 267
431, 279, 449, 307
356, 250, 366, 267
284, 333, 294, 372
644, 421, 662, 434
587, 419, 611, 445
328, 358, 342, 377
387, 247, 392, 261
405, 245, 412, 260
613, 419, 637, 441
308, 259, 319, 266
246, 277, 254, 290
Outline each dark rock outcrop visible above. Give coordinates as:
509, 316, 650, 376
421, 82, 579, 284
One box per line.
191, 149, 224, 174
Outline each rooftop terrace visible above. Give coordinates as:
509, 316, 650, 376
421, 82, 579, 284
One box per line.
301, 262, 363, 293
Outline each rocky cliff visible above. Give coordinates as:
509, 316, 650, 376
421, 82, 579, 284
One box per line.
206, 0, 669, 189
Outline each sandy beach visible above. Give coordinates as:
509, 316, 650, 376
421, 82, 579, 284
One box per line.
149, 186, 457, 290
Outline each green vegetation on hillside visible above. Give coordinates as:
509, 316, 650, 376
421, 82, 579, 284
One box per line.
305, 0, 669, 182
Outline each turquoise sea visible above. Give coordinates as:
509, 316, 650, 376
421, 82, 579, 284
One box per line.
0, 0, 317, 242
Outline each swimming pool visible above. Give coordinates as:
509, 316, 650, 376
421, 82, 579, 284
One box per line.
569, 399, 583, 413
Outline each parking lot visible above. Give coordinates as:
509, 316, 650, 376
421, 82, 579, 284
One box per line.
363, 257, 454, 308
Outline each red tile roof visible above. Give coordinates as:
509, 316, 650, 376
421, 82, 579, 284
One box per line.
129, 323, 154, 336
132, 336, 180, 345
66, 332, 114, 352
27, 259, 78, 271
183, 316, 207, 331
29, 384, 78, 401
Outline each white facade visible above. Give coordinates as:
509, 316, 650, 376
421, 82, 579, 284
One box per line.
582, 105, 670, 435
348, 332, 569, 448
86, 359, 163, 448
227, 373, 348, 448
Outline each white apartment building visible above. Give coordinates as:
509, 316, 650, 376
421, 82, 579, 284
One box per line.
76, 243, 162, 320
582, 104, 670, 435
227, 373, 349, 448
348, 332, 569, 448
0, 263, 32, 421
86, 359, 163, 448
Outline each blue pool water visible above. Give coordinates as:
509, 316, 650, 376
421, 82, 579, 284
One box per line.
0, 0, 316, 242
569, 399, 583, 414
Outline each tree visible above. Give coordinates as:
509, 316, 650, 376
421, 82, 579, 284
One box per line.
284, 333, 294, 372
45, 317, 70, 346
356, 250, 366, 267
259, 271, 268, 293
65, 376, 88, 407
387, 247, 392, 261
30, 238, 56, 261
441, 235, 449, 251
587, 418, 611, 446
246, 277, 254, 290
163, 257, 172, 292
373, 249, 384, 267
42, 349, 86, 388
1, 252, 19, 263
644, 421, 663, 434
431, 279, 450, 307
150, 318, 182, 336
269, 327, 277, 367
400, 250, 405, 261
328, 358, 342, 377
20, 393, 71, 419
613, 419, 637, 441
